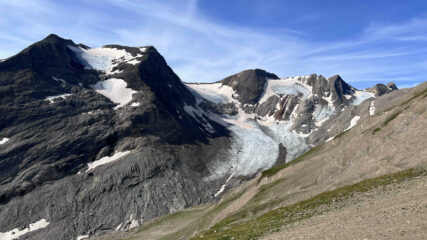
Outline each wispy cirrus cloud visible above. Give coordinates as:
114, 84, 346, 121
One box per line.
0, 0, 426, 89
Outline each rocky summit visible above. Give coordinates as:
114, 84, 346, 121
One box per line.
0, 34, 413, 240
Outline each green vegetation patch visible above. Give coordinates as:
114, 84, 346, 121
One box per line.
400, 87, 427, 106
372, 127, 381, 134
250, 178, 287, 204
258, 144, 323, 182
334, 130, 346, 139
190, 168, 426, 240
382, 110, 402, 127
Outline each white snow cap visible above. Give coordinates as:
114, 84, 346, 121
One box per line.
68, 45, 144, 73
0, 219, 50, 240
69, 45, 140, 109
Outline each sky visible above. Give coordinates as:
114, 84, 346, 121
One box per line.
0, 0, 426, 89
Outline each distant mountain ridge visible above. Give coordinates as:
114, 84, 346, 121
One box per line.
0, 34, 401, 240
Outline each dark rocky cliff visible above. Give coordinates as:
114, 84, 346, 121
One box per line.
0, 34, 229, 240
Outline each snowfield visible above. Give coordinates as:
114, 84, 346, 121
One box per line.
90, 79, 137, 109
68, 45, 144, 72
259, 76, 312, 104
0, 219, 50, 240
186, 83, 236, 104
351, 91, 375, 105
69, 45, 140, 109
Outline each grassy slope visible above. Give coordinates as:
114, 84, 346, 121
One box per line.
120, 190, 245, 240
190, 168, 426, 240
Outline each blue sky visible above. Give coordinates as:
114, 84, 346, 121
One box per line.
0, 0, 426, 89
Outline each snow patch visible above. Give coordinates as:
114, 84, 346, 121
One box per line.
128, 215, 139, 230
115, 223, 123, 231
126, 59, 140, 65
86, 151, 131, 172
76, 235, 89, 240
45, 94, 72, 104
325, 136, 335, 142
369, 101, 376, 116
0, 219, 49, 240
345, 116, 361, 131
130, 102, 140, 107
214, 173, 234, 197
352, 91, 375, 105
0, 137, 9, 145
90, 79, 136, 109
52, 76, 66, 83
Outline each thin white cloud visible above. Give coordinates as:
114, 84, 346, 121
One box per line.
0, 0, 426, 89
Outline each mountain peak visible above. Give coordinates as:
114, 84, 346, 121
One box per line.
386, 82, 398, 90
43, 33, 63, 41
36, 33, 75, 47
366, 83, 397, 96
219, 69, 279, 104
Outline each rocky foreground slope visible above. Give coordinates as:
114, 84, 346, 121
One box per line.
0, 34, 410, 240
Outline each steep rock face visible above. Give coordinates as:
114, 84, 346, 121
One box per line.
327, 74, 355, 105
219, 69, 279, 105
0, 35, 230, 240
